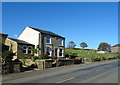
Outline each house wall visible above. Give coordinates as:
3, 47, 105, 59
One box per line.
112, 47, 120, 53
5, 38, 18, 60
18, 26, 40, 47
42, 34, 65, 57
17, 44, 34, 59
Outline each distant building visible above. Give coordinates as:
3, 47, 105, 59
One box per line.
112, 44, 120, 53
18, 26, 65, 58
96, 51, 108, 54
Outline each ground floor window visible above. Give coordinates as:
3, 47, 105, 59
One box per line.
22, 45, 27, 54
28, 46, 32, 54
22, 45, 33, 54
46, 47, 52, 56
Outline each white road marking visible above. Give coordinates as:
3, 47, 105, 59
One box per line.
57, 77, 75, 83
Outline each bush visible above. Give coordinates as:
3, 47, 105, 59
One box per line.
52, 56, 57, 60
40, 53, 49, 59
2, 51, 14, 60
20, 55, 32, 59
32, 56, 40, 62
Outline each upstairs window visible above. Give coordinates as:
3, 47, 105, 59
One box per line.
46, 36, 51, 44
59, 38, 63, 46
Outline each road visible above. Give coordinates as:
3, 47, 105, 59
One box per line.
2, 59, 119, 84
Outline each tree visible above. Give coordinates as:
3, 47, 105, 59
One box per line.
67, 41, 76, 49
98, 42, 111, 52
80, 42, 88, 49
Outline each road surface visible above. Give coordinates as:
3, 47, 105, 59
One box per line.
2, 59, 119, 84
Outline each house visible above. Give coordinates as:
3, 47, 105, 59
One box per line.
5, 38, 34, 60
112, 44, 120, 53
18, 26, 65, 58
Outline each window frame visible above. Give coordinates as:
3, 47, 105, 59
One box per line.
22, 45, 27, 54
28, 46, 32, 54
46, 35, 51, 44
46, 46, 52, 56
59, 38, 64, 46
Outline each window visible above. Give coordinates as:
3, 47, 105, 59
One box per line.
22, 45, 27, 54
28, 46, 32, 54
59, 38, 63, 46
46, 36, 51, 44
59, 49, 63, 56
46, 47, 52, 56
22, 45, 33, 54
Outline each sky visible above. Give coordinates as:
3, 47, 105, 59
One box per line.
2, 2, 118, 49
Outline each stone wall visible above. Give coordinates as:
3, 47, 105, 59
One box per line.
56, 59, 74, 67
35, 59, 53, 70
2, 61, 22, 74
112, 47, 120, 53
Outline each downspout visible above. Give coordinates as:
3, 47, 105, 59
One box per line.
38, 32, 42, 56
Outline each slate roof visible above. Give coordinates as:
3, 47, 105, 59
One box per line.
112, 44, 120, 47
28, 26, 65, 39
8, 38, 34, 46
0, 32, 8, 36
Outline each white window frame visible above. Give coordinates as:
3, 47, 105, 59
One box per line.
28, 46, 32, 54
46, 35, 51, 44
22, 45, 27, 54
46, 46, 52, 56
59, 38, 64, 46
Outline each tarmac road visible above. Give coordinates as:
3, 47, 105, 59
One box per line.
2, 59, 119, 84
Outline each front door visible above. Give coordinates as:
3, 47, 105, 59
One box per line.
55, 48, 58, 57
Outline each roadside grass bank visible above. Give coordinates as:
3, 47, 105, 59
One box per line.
65, 48, 120, 60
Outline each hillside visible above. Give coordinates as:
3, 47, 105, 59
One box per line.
65, 48, 119, 59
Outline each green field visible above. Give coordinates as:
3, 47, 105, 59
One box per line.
65, 48, 119, 59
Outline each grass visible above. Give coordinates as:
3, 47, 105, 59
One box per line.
65, 48, 119, 59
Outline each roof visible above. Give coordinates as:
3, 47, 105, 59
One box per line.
28, 26, 65, 39
8, 38, 34, 46
112, 44, 120, 47
0, 32, 8, 36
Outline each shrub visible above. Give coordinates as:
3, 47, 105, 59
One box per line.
20, 55, 32, 59
52, 56, 57, 60
32, 56, 40, 62
2, 51, 14, 61
40, 53, 49, 59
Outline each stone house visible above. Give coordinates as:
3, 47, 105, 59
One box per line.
112, 44, 120, 53
18, 26, 65, 58
5, 38, 35, 60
